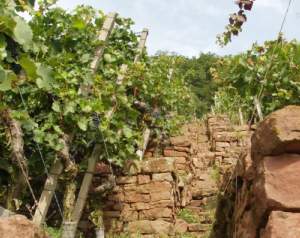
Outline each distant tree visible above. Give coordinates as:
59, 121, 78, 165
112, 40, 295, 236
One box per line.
177, 53, 219, 117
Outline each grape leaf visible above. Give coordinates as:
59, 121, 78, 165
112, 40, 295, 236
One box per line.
13, 16, 33, 48
0, 67, 11, 91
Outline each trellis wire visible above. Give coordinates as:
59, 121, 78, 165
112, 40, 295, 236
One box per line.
18, 87, 64, 221
248, 0, 294, 125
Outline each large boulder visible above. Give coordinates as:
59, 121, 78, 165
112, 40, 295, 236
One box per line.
260, 211, 300, 238
252, 153, 300, 223
254, 154, 300, 210
0, 215, 48, 238
252, 105, 300, 159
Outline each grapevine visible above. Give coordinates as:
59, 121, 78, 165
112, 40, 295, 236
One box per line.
0, 0, 195, 220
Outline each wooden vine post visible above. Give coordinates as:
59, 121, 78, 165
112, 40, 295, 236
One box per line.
61, 12, 117, 238
65, 28, 149, 238
238, 107, 244, 125
32, 12, 117, 228
134, 28, 148, 63
254, 96, 264, 121
32, 159, 63, 225
131, 29, 152, 160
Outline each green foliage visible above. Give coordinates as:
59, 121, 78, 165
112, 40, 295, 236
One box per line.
127, 53, 196, 136
0, 0, 195, 216
44, 226, 62, 238
210, 166, 221, 182
176, 53, 218, 117
212, 37, 300, 122
177, 55, 215, 116
177, 208, 199, 224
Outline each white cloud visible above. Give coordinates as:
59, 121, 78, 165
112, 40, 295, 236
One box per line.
54, 0, 299, 57
255, 0, 285, 13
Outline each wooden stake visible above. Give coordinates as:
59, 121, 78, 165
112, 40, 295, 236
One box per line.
134, 28, 149, 63
254, 96, 263, 121
136, 128, 151, 160
61, 13, 117, 238
68, 145, 101, 226
33, 159, 63, 225
65, 27, 149, 238
238, 107, 244, 125
108, 28, 149, 117
33, 12, 117, 229
91, 12, 118, 73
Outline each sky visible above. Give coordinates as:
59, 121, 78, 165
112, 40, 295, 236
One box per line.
54, 0, 300, 57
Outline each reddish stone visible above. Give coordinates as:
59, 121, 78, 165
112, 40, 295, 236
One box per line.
260, 211, 300, 238
215, 142, 230, 148
152, 173, 173, 182
150, 200, 174, 208
175, 163, 188, 171
144, 151, 153, 158
139, 207, 173, 219
124, 192, 150, 203
136, 181, 172, 194
120, 210, 138, 222
131, 202, 150, 210
127, 220, 173, 235
188, 223, 208, 232
165, 146, 190, 153
170, 136, 191, 147
142, 157, 175, 173
116, 176, 137, 185
151, 191, 172, 202
175, 157, 187, 164
254, 154, 300, 211
164, 149, 189, 158
174, 219, 188, 233
252, 105, 300, 158
198, 135, 208, 143
189, 200, 204, 207
192, 157, 205, 168
137, 175, 150, 184
123, 184, 136, 191
0, 215, 48, 238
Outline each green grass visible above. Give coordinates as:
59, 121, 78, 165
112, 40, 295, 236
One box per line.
177, 208, 199, 224
210, 166, 221, 182
44, 227, 62, 238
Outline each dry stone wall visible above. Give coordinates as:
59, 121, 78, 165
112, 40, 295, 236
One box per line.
83, 115, 251, 238
211, 105, 300, 238
232, 105, 300, 238
80, 106, 300, 238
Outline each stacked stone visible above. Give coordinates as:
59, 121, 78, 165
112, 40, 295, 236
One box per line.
102, 157, 177, 237
232, 106, 300, 238
187, 123, 218, 237
87, 117, 254, 238
99, 122, 219, 237
207, 115, 251, 176
210, 106, 300, 238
